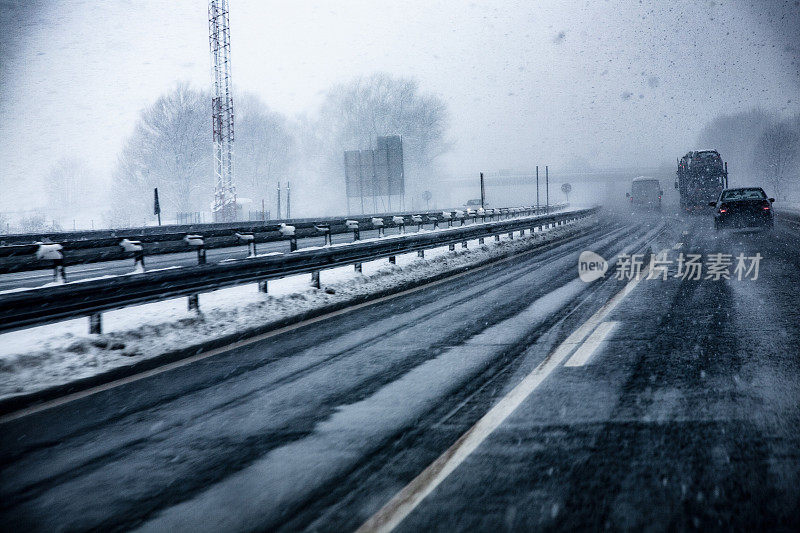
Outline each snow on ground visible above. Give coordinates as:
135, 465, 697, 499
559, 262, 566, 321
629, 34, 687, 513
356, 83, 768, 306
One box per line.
0, 217, 595, 400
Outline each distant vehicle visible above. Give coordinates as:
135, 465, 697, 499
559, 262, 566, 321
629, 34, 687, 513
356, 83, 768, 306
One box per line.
709, 187, 774, 230
676, 149, 728, 212
464, 199, 486, 208
626, 177, 662, 209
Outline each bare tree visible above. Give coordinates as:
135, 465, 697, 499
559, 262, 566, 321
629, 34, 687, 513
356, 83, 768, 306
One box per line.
755, 119, 799, 200
696, 108, 774, 182
316, 73, 450, 203
110, 84, 211, 225
45, 157, 94, 218
109, 85, 296, 225
16, 213, 61, 234
235, 93, 296, 209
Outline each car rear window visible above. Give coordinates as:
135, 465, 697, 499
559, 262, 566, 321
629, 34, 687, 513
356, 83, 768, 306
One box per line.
721, 188, 766, 200
632, 181, 659, 194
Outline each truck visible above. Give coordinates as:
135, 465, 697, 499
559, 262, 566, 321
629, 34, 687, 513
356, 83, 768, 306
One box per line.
627, 177, 662, 210
675, 150, 728, 212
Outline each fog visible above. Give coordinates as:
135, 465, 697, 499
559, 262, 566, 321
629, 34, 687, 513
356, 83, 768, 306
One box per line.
0, 0, 798, 224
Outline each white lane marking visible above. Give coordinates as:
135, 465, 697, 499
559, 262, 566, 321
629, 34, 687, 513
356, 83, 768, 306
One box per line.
357, 274, 646, 533
673, 242, 683, 249
564, 320, 619, 367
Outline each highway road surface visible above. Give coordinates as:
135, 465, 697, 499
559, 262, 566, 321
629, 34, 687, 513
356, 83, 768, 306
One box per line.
1, 210, 799, 531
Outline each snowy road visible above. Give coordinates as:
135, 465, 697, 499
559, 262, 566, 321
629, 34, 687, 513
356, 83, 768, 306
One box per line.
1, 212, 799, 531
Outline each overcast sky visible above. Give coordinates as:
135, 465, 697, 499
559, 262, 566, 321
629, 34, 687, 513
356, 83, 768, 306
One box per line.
1, 0, 798, 211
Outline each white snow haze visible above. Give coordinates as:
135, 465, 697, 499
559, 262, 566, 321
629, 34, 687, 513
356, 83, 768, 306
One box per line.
0, 0, 798, 218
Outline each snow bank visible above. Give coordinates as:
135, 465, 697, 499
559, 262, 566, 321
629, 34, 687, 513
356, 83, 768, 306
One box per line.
0, 217, 595, 400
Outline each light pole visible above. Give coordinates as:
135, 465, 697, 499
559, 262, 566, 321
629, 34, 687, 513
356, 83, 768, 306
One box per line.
545, 165, 549, 213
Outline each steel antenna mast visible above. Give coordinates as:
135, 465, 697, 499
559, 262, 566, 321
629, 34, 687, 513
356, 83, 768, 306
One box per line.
209, 0, 237, 222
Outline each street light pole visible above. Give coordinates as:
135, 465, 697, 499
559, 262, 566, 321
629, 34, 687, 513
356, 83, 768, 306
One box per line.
276, 181, 282, 219
286, 181, 291, 219
545, 165, 549, 213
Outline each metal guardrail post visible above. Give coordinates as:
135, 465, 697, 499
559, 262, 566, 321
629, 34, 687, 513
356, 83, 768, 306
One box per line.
279, 224, 297, 251
392, 216, 405, 234
258, 280, 268, 293
449, 243, 455, 251
37, 243, 66, 283
89, 313, 102, 334
479, 237, 485, 245
311, 270, 321, 288
134, 250, 145, 270
417, 250, 424, 258
346, 220, 359, 241
120, 239, 145, 271
462, 241, 468, 248
236, 233, 256, 256
389, 256, 396, 264
184, 234, 205, 310
354, 262, 362, 273
184, 235, 206, 265
53, 257, 66, 283
495, 234, 501, 242
315, 224, 331, 245
372, 217, 385, 237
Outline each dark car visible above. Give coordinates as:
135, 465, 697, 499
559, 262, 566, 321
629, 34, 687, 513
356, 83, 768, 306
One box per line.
709, 187, 774, 230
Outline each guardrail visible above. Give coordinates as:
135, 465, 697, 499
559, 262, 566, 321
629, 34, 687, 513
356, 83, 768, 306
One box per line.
0, 206, 595, 335
0, 205, 568, 277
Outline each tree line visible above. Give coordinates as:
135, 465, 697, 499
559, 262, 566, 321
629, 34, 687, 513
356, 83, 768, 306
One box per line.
696, 109, 800, 200
104, 72, 449, 227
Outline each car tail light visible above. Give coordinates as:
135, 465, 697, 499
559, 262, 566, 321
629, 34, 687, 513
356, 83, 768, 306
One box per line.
762, 201, 770, 211
719, 208, 727, 213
